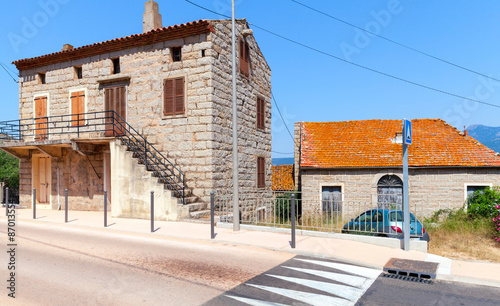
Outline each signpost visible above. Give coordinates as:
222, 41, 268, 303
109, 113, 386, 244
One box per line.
402, 119, 411, 251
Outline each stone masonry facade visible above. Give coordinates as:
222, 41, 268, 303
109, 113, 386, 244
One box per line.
300, 168, 500, 218
15, 19, 271, 211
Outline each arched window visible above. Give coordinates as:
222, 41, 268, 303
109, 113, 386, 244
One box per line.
377, 175, 403, 209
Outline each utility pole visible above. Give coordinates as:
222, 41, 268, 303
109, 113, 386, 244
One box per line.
231, 0, 240, 231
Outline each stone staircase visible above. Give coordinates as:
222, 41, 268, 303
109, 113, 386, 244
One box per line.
124, 140, 210, 220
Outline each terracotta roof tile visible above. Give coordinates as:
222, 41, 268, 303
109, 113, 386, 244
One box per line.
13, 20, 214, 71
300, 119, 500, 168
272, 165, 295, 191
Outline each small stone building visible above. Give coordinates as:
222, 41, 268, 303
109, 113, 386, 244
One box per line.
294, 119, 500, 217
0, 1, 272, 220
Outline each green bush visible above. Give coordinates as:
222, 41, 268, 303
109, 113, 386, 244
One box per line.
467, 187, 500, 218
0, 151, 19, 188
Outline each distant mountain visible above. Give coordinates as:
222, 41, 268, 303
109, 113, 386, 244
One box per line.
272, 157, 294, 165
467, 124, 500, 153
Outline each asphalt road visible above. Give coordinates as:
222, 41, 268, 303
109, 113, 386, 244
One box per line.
0, 220, 293, 305
2, 220, 499, 306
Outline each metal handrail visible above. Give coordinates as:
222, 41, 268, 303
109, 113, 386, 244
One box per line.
0, 111, 185, 202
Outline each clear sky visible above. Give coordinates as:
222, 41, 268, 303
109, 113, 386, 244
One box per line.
1, 0, 500, 158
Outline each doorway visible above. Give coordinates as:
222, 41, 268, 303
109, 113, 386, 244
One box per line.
33, 155, 51, 208
104, 86, 127, 136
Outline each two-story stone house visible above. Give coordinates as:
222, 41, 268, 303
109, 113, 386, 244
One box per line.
0, 1, 272, 220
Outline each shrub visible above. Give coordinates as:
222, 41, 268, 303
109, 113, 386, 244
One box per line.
493, 204, 500, 243
0, 151, 19, 188
467, 187, 500, 219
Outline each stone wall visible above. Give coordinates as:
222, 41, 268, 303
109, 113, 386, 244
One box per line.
300, 167, 500, 218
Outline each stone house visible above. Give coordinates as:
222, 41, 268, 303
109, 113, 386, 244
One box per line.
294, 119, 500, 218
0, 1, 272, 220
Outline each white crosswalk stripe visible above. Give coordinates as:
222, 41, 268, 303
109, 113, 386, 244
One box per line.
211, 257, 381, 306
224, 295, 288, 306
265, 274, 364, 302
247, 284, 350, 306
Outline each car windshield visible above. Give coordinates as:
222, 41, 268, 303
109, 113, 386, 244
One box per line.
389, 211, 416, 222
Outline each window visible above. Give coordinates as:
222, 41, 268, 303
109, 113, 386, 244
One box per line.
257, 97, 265, 130
38, 72, 46, 84
34, 96, 48, 141
112, 58, 120, 74
70, 91, 85, 126
377, 175, 403, 210
104, 86, 127, 136
172, 47, 182, 62
74, 66, 83, 79
257, 157, 265, 188
322, 186, 342, 213
201, 49, 206, 57
163, 77, 185, 116
466, 185, 490, 201
239, 39, 249, 76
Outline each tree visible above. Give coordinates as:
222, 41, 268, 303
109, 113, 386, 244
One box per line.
0, 151, 19, 188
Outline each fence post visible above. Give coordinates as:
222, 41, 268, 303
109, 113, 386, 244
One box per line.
211, 192, 215, 239
5, 187, 9, 216
104, 190, 107, 227
291, 194, 296, 249
33, 188, 36, 219
150, 191, 154, 233
65, 189, 68, 223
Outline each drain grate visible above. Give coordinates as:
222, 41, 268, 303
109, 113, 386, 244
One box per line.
384, 258, 438, 281
382, 272, 434, 284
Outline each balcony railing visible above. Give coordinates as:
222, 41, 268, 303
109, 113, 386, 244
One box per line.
0, 111, 185, 202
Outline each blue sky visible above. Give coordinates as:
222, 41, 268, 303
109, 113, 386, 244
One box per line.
1, 1, 500, 158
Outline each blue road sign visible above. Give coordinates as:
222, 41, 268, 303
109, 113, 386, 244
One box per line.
403, 119, 412, 145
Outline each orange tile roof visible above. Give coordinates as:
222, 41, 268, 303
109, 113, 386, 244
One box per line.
13, 20, 214, 71
272, 165, 295, 191
300, 119, 500, 168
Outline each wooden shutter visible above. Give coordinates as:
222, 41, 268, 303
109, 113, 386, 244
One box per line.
257, 157, 265, 188
34, 96, 48, 141
104, 86, 126, 136
71, 91, 85, 126
240, 39, 249, 76
257, 97, 265, 129
164, 77, 185, 116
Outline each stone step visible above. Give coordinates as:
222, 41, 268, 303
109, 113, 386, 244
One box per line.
189, 210, 211, 219
181, 201, 207, 211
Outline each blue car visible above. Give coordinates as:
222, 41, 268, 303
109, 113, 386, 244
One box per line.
342, 209, 430, 242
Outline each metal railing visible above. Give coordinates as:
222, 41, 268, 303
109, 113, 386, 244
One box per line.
215, 191, 427, 238
0, 111, 185, 202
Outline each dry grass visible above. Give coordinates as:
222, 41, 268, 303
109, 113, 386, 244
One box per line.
425, 210, 500, 263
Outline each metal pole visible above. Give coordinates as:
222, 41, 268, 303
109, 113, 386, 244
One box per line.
65, 189, 68, 223
211, 192, 215, 239
291, 194, 296, 249
5, 187, 9, 216
104, 190, 107, 227
151, 191, 154, 233
33, 188, 36, 219
403, 120, 410, 251
231, 0, 240, 231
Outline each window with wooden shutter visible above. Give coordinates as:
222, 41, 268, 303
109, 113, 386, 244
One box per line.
257, 97, 265, 130
70, 91, 85, 126
104, 86, 127, 136
163, 77, 185, 116
257, 156, 265, 188
239, 39, 250, 76
34, 96, 48, 141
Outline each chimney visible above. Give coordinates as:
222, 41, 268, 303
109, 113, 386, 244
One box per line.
464, 129, 468, 137
143, 0, 162, 33
62, 44, 73, 51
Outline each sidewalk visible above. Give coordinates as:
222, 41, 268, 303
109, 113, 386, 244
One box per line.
4, 208, 500, 288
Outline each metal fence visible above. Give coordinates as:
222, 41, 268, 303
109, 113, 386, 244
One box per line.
215, 191, 435, 238
1, 186, 19, 205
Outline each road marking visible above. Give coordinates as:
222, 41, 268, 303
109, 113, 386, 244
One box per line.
294, 258, 381, 279
225, 295, 288, 306
247, 284, 351, 306
266, 274, 364, 302
282, 266, 371, 288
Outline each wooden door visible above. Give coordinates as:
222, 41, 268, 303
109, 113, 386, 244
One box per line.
34, 96, 48, 141
104, 86, 126, 136
71, 91, 85, 126
34, 156, 51, 204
